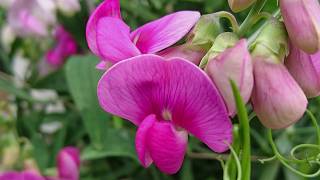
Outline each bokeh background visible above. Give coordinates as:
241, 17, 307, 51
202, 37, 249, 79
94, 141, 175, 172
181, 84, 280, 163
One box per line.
1, 0, 319, 179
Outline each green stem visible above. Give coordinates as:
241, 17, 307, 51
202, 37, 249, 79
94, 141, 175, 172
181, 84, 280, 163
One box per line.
306, 110, 320, 145
238, 0, 268, 37
267, 129, 320, 178
215, 11, 240, 33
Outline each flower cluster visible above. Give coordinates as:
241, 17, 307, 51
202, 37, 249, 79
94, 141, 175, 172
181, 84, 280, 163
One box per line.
86, 0, 320, 174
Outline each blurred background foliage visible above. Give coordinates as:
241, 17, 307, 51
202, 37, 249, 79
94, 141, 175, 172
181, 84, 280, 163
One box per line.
0, 0, 320, 179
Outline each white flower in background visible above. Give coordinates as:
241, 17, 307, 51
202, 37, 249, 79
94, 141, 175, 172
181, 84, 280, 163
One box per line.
8, 0, 56, 37
56, 0, 81, 15
1, 24, 16, 52
12, 52, 30, 87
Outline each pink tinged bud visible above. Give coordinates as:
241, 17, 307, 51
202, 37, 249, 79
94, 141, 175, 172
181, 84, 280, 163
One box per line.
228, 0, 256, 12
98, 55, 233, 174
251, 57, 308, 129
285, 44, 320, 98
206, 39, 253, 117
280, 0, 320, 54
157, 44, 206, 65
57, 147, 80, 180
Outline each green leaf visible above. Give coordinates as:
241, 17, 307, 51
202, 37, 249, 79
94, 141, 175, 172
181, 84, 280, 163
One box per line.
81, 129, 137, 161
65, 55, 111, 149
230, 80, 251, 180
0, 76, 40, 103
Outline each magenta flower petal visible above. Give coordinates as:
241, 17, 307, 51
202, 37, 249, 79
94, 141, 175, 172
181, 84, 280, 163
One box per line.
130, 11, 200, 54
147, 119, 188, 174
96, 17, 141, 63
86, 0, 121, 56
135, 114, 156, 168
98, 55, 232, 152
57, 147, 80, 180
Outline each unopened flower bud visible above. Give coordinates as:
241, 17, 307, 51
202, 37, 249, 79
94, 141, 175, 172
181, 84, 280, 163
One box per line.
251, 57, 307, 129
285, 43, 320, 98
228, 0, 256, 12
206, 39, 253, 116
200, 32, 239, 68
57, 147, 80, 180
280, 0, 320, 54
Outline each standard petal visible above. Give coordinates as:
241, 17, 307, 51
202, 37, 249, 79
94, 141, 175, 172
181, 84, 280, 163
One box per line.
97, 55, 232, 152
131, 11, 200, 53
0, 172, 21, 180
135, 114, 155, 168
57, 147, 80, 180
252, 57, 308, 129
86, 0, 121, 56
147, 120, 188, 174
96, 17, 141, 63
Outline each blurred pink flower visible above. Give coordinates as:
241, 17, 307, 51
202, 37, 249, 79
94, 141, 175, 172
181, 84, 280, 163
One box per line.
45, 26, 78, 68
0, 170, 45, 180
57, 147, 80, 180
97, 54, 232, 174
206, 39, 253, 117
285, 43, 320, 98
86, 0, 200, 68
0, 147, 80, 180
8, 0, 56, 37
280, 0, 320, 53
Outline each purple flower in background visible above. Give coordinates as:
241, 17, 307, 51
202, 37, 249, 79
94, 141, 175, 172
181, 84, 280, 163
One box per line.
205, 39, 253, 117
97, 54, 232, 174
8, 0, 56, 37
285, 43, 320, 98
280, 0, 320, 53
86, 0, 200, 68
46, 26, 78, 68
57, 147, 80, 180
0, 170, 45, 180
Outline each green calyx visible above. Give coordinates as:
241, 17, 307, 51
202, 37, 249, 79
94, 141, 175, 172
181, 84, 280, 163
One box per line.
188, 13, 224, 49
250, 18, 288, 64
199, 32, 239, 68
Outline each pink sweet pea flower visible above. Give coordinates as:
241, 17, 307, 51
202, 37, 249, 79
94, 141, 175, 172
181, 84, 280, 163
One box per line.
86, 0, 200, 68
280, 0, 320, 54
46, 26, 78, 68
97, 54, 233, 174
205, 39, 253, 117
8, 0, 56, 37
57, 147, 80, 180
285, 43, 320, 98
0, 170, 45, 180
